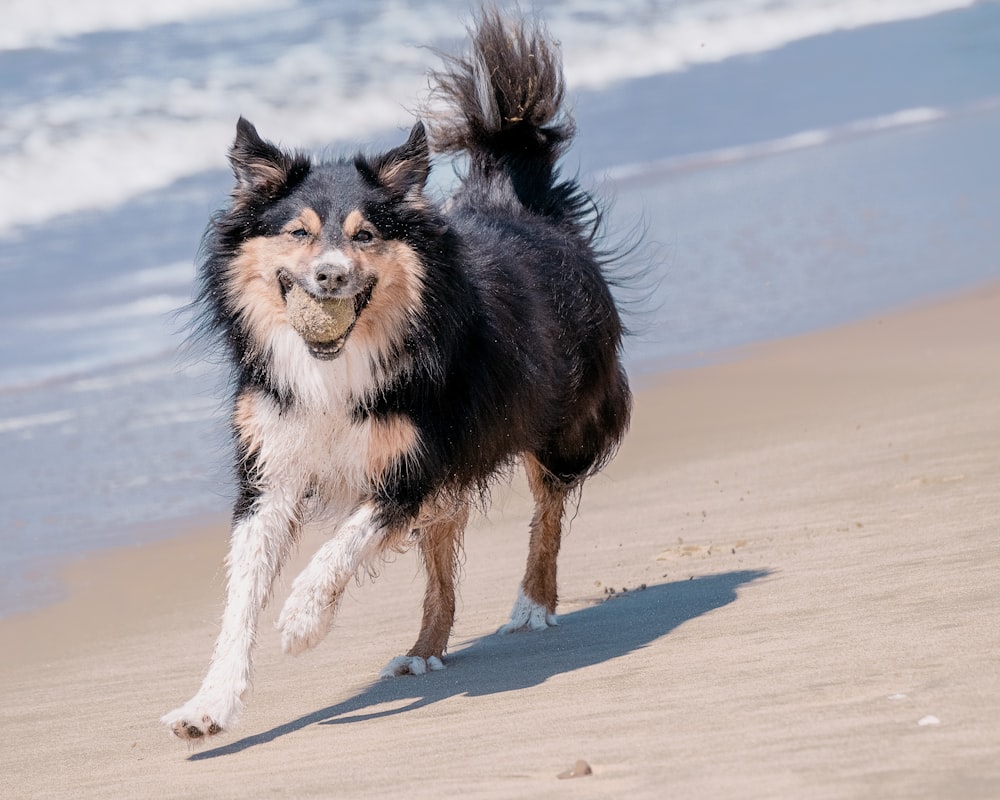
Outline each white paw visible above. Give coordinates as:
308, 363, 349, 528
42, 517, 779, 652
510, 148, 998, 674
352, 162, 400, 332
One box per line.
277, 590, 335, 656
497, 587, 558, 634
161, 694, 240, 741
379, 654, 445, 679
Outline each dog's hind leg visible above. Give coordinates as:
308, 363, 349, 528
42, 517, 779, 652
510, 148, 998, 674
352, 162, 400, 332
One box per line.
278, 501, 400, 656
380, 495, 470, 678
162, 486, 301, 741
499, 454, 568, 634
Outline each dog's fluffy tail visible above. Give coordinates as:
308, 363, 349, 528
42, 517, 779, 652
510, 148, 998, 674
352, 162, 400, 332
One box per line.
427, 8, 579, 217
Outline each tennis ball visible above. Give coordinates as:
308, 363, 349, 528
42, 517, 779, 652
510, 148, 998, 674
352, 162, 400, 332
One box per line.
285, 283, 356, 342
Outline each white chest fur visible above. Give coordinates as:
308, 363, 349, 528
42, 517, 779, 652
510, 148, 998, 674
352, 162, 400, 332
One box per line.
235, 341, 421, 521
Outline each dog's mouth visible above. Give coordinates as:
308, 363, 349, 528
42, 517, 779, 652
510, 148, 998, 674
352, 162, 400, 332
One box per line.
304, 338, 347, 360
279, 272, 375, 360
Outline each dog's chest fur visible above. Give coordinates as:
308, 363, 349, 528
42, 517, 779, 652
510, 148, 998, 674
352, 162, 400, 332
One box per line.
235, 341, 419, 509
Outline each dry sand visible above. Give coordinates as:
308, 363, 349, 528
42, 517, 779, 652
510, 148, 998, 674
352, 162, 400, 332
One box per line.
2, 284, 999, 798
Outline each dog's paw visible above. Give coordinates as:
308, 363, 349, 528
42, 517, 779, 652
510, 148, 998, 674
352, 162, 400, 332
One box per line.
161, 697, 236, 742
497, 588, 558, 634
277, 591, 335, 656
379, 654, 445, 679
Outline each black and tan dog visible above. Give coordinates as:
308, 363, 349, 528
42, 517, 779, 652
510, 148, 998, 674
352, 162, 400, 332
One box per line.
163, 9, 632, 741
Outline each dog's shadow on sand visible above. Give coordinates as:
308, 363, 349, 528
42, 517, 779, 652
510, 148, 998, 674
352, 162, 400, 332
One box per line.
190, 569, 768, 760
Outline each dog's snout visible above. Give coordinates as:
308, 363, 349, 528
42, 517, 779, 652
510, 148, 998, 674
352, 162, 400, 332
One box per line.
314, 263, 350, 289
310, 250, 356, 295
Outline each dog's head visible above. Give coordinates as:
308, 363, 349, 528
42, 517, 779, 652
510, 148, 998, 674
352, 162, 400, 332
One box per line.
217, 118, 432, 363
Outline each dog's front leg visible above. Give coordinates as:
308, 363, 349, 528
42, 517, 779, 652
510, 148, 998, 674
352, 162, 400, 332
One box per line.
162, 487, 300, 741
380, 495, 469, 678
278, 501, 395, 656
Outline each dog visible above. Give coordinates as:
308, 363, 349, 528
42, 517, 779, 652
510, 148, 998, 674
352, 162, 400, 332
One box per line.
162, 9, 632, 741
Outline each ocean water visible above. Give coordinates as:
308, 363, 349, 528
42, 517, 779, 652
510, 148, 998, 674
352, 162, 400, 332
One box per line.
1, 0, 998, 615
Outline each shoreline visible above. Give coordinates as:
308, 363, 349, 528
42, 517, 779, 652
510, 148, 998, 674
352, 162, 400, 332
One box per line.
4, 277, 998, 623
4, 277, 995, 626
4, 280, 999, 796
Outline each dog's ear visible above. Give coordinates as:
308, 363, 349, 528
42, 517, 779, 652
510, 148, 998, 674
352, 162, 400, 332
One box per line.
356, 122, 430, 201
229, 117, 308, 200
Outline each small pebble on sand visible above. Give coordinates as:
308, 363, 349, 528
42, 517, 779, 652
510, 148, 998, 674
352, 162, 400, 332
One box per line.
558, 759, 593, 779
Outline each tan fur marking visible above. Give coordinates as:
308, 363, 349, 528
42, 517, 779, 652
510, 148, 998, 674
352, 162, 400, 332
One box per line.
351, 240, 425, 357
233, 391, 263, 457
367, 414, 420, 480
237, 161, 289, 197
377, 160, 409, 188
521, 454, 569, 612
227, 235, 319, 356
342, 209, 367, 239
407, 495, 470, 660
282, 207, 322, 237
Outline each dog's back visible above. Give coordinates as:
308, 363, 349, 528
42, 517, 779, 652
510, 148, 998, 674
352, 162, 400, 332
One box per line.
428, 9, 632, 486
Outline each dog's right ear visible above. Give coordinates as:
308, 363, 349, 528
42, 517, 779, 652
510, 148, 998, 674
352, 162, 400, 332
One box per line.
355, 122, 430, 202
229, 117, 309, 201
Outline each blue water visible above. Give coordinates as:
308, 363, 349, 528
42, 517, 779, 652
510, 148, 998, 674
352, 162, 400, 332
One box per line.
2, 0, 999, 615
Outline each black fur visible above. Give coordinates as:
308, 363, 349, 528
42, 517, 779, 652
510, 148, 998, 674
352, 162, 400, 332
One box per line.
164, 10, 636, 740
195, 10, 631, 533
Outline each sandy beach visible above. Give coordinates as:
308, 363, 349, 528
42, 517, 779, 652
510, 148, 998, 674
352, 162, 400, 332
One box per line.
2, 281, 998, 798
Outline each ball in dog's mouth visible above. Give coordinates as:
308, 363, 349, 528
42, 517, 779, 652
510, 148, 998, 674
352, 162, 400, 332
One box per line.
285, 283, 358, 360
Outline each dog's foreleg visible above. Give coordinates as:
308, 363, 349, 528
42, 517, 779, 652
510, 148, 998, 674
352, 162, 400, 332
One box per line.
278, 501, 392, 656
380, 496, 469, 678
162, 489, 300, 741
499, 455, 566, 633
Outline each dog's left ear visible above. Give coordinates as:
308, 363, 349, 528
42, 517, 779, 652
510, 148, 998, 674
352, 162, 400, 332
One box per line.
356, 122, 430, 201
229, 117, 310, 203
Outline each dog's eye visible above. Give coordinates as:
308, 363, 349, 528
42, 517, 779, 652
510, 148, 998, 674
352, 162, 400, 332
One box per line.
289, 228, 311, 239
353, 229, 374, 244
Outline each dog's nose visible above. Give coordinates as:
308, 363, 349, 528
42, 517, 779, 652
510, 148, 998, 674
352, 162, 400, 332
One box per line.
311, 249, 356, 295
314, 262, 350, 289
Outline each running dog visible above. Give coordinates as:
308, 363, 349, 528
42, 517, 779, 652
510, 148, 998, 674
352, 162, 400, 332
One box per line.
163, 9, 632, 741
